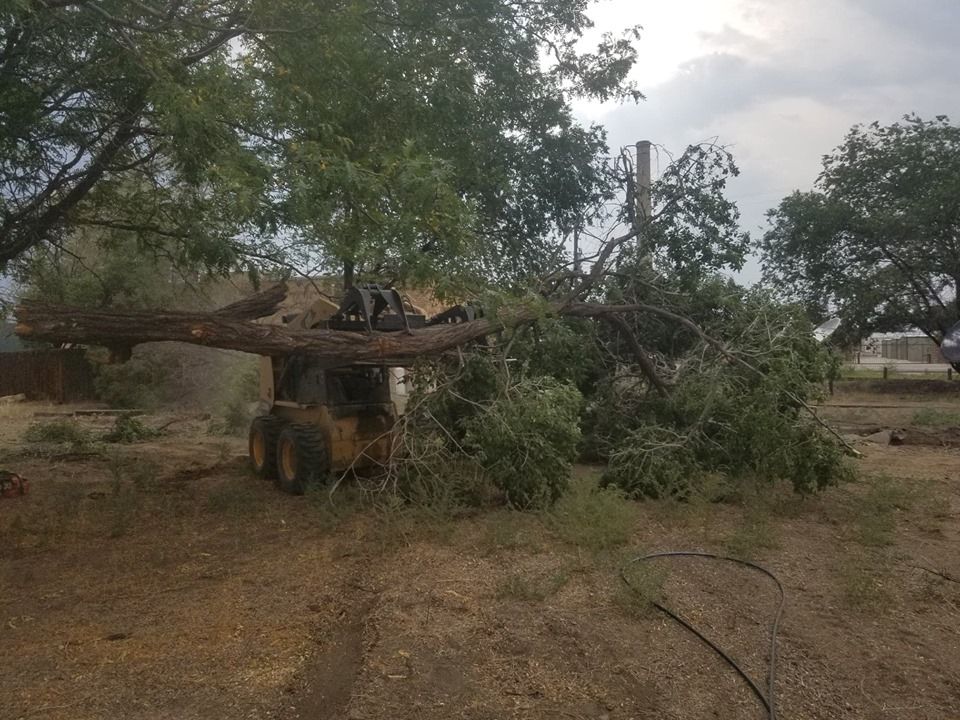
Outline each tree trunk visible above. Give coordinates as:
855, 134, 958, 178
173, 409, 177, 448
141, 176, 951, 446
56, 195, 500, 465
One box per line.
12, 287, 710, 376
13, 286, 652, 368
14, 287, 528, 367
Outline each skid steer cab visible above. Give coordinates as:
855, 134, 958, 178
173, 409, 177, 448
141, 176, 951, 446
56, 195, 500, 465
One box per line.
249, 284, 480, 494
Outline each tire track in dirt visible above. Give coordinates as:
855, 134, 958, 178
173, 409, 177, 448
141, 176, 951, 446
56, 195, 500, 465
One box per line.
280, 560, 381, 720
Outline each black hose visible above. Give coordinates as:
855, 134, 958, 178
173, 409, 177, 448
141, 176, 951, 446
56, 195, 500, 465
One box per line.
620, 551, 785, 720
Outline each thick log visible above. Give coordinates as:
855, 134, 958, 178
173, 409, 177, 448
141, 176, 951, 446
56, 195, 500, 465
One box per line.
12, 291, 659, 369
13, 297, 532, 367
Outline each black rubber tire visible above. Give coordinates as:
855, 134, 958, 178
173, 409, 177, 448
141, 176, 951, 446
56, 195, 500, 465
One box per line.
275, 424, 330, 495
248, 415, 286, 479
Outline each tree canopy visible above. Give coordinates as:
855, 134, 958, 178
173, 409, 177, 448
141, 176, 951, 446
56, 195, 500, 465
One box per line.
761, 115, 960, 346
1, 0, 642, 287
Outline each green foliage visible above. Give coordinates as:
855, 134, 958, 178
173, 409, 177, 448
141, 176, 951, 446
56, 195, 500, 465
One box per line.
23, 418, 90, 447
394, 457, 494, 517
603, 425, 705, 499
495, 566, 571, 602
762, 115, 960, 351
210, 359, 260, 436
389, 354, 582, 512
644, 143, 750, 285
15, 235, 185, 309
94, 356, 170, 408
3, 1, 644, 291
463, 377, 582, 509
509, 318, 607, 395
599, 289, 854, 498
547, 476, 634, 551
415, 353, 504, 441
103, 415, 160, 444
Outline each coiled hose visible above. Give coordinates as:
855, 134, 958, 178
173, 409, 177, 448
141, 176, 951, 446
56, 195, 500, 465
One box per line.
621, 551, 786, 720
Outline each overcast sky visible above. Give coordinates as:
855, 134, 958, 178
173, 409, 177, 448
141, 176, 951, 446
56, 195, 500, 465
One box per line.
577, 0, 960, 282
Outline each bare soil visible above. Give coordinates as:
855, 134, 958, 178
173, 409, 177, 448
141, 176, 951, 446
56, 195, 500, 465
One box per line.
2, 384, 959, 720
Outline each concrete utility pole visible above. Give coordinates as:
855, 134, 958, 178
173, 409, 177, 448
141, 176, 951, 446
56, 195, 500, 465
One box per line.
635, 140, 653, 270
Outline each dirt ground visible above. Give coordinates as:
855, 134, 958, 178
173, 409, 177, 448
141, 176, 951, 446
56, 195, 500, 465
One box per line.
2, 383, 959, 720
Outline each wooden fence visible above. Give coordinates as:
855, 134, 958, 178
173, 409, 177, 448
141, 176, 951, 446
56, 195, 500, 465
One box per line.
0, 349, 96, 403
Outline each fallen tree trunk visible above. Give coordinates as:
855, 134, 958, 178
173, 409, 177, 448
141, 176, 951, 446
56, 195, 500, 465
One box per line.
14, 289, 528, 366
13, 287, 640, 368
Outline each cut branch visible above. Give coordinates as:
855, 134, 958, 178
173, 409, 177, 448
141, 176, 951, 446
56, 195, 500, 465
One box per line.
14, 291, 517, 367
213, 282, 288, 320
599, 314, 669, 397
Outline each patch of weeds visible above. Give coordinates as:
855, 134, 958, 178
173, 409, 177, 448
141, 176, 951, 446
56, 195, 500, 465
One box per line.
725, 507, 780, 560
615, 559, 667, 618
853, 475, 914, 547
495, 565, 571, 602
911, 487, 950, 535
204, 479, 260, 515
764, 485, 812, 519
397, 458, 493, 518
209, 360, 259, 436
836, 556, 892, 611
306, 483, 364, 531
547, 477, 634, 552
103, 415, 161, 443
479, 510, 543, 555
911, 407, 960, 426
23, 418, 90, 447
363, 492, 459, 549
648, 494, 711, 529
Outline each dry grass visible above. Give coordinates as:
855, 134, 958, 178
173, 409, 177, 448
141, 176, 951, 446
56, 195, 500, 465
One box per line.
4, 393, 960, 720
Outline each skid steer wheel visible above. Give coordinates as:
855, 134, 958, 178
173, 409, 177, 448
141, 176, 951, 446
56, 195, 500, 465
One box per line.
276, 424, 330, 495
249, 415, 286, 479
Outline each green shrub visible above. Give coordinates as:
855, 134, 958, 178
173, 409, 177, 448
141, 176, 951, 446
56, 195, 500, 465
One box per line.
547, 477, 634, 550
94, 355, 170, 408
463, 377, 582, 509
495, 567, 570, 602
103, 415, 160, 443
394, 456, 494, 515
599, 294, 854, 499
853, 475, 914, 547
603, 425, 704, 499
210, 359, 259, 435
23, 419, 90, 447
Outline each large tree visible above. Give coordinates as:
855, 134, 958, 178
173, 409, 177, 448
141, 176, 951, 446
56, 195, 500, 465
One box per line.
1, 0, 641, 288
761, 115, 960, 348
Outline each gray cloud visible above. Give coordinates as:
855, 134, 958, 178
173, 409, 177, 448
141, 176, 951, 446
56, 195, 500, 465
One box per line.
590, 0, 960, 281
